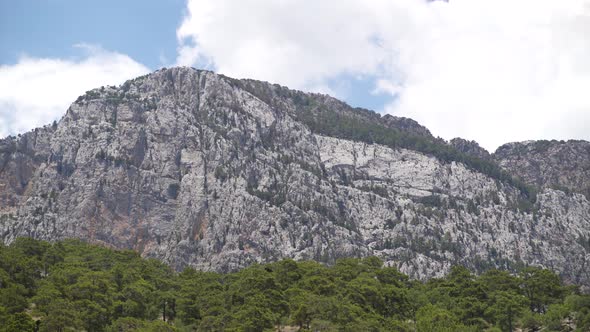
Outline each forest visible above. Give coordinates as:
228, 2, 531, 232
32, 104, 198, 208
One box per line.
1, 238, 589, 331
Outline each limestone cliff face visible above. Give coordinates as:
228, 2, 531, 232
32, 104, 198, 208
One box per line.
1, 67, 589, 288
450, 138, 491, 161
495, 140, 590, 198
381, 115, 434, 140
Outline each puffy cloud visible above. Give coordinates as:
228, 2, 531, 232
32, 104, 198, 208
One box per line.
382, 0, 590, 151
0, 45, 149, 138
177, 0, 590, 151
176, 0, 386, 90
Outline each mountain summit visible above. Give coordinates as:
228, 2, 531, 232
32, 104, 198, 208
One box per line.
1, 67, 589, 287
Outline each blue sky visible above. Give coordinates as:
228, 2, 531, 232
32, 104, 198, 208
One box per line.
0, 0, 183, 68
1, 0, 589, 151
0, 0, 390, 110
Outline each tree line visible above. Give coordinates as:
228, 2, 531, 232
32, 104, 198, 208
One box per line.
293, 104, 537, 205
1, 238, 589, 331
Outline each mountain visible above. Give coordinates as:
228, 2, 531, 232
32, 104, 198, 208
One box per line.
1, 67, 589, 288
495, 140, 590, 198
450, 138, 491, 161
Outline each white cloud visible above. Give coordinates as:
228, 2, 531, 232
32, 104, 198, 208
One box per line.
0, 45, 149, 138
176, 0, 385, 90
177, 0, 590, 151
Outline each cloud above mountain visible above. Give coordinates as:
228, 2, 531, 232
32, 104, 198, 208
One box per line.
0, 45, 149, 138
177, 0, 590, 151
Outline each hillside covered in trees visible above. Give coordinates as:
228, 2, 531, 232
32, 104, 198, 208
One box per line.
1, 238, 589, 331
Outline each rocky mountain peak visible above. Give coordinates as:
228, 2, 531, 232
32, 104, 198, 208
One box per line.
494, 139, 590, 198
1, 67, 589, 290
450, 137, 491, 161
381, 114, 434, 139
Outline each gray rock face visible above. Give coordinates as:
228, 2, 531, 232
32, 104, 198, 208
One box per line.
495, 140, 590, 198
1, 67, 589, 289
0, 125, 55, 213
382, 114, 434, 139
450, 137, 491, 161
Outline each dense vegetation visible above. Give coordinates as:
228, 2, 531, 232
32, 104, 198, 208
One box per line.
1, 238, 589, 331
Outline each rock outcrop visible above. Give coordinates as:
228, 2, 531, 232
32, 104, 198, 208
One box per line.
1, 67, 589, 289
382, 114, 434, 140
450, 137, 491, 161
495, 140, 590, 198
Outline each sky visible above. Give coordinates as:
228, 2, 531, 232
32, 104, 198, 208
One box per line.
1, 0, 589, 152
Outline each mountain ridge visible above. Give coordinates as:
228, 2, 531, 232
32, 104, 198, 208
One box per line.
1, 67, 589, 289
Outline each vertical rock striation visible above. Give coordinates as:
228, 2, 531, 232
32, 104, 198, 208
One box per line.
0, 67, 589, 289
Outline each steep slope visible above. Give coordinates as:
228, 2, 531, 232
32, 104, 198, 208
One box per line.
0, 125, 55, 210
495, 140, 590, 198
450, 138, 491, 161
1, 67, 589, 288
